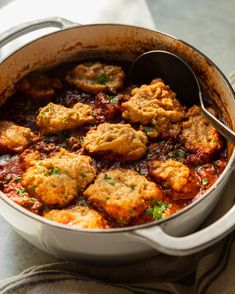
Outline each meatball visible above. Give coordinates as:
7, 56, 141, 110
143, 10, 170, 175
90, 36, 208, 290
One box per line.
84, 168, 162, 225
21, 148, 96, 207
180, 106, 222, 158
149, 159, 199, 200
16, 72, 62, 101
82, 123, 147, 161
0, 121, 34, 153
37, 102, 95, 134
121, 79, 185, 135
43, 205, 109, 229
66, 62, 125, 94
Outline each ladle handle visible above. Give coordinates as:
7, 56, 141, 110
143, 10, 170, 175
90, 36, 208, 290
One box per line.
199, 93, 235, 145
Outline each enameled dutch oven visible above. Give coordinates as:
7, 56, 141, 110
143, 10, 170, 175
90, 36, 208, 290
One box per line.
0, 17, 235, 264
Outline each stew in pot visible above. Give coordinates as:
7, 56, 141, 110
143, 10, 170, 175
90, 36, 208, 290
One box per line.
0, 60, 227, 229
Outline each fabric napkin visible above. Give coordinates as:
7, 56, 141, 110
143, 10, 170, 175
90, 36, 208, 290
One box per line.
0, 168, 234, 294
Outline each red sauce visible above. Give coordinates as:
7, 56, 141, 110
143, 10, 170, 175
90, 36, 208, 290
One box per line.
0, 61, 227, 227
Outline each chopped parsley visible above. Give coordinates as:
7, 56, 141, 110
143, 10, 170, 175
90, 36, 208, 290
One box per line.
213, 160, 219, 167
44, 136, 54, 144
96, 73, 109, 84
48, 167, 60, 176
128, 209, 136, 216
146, 199, 172, 220
144, 127, 155, 135
5, 174, 11, 183
79, 172, 86, 178
202, 178, 209, 186
104, 174, 116, 185
147, 145, 155, 157
169, 149, 187, 162
14, 175, 22, 182
5, 155, 12, 163
40, 168, 47, 174
195, 162, 205, 169
110, 95, 119, 104
119, 216, 127, 225
30, 185, 36, 191
154, 121, 161, 129
77, 187, 83, 192
78, 196, 85, 201
16, 188, 26, 197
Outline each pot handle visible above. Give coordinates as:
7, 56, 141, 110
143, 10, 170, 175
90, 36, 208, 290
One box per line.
0, 17, 76, 48
127, 198, 235, 256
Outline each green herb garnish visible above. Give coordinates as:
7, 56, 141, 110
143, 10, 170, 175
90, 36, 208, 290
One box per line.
146, 199, 172, 220
48, 167, 60, 176
194, 162, 205, 169
96, 73, 109, 84
119, 216, 127, 225
14, 175, 22, 182
5, 155, 12, 163
104, 174, 116, 185
30, 185, 36, 191
5, 175, 11, 183
16, 188, 26, 197
144, 127, 155, 135
202, 178, 209, 186
79, 172, 86, 178
170, 149, 187, 162
110, 96, 119, 104
128, 209, 136, 216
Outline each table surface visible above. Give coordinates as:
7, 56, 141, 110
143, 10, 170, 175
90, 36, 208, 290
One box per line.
0, 0, 235, 280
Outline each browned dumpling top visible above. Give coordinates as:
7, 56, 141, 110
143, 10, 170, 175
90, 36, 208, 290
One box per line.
16, 72, 62, 101
149, 159, 200, 200
121, 79, 185, 137
21, 148, 96, 207
43, 205, 109, 229
0, 121, 34, 153
37, 102, 95, 134
82, 122, 147, 161
84, 168, 162, 226
180, 105, 222, 157
66, 62, 125, 94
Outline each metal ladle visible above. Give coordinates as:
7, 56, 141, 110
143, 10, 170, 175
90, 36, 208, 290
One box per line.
128, 50, 235, 145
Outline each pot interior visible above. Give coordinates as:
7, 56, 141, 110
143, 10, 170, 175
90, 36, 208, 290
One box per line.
0, 24, 234, 157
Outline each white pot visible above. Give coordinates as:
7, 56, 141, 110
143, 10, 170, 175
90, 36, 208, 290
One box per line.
0, 17, 234, 264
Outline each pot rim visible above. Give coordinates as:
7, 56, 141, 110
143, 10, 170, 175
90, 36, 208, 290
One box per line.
0, 22, 234, 234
